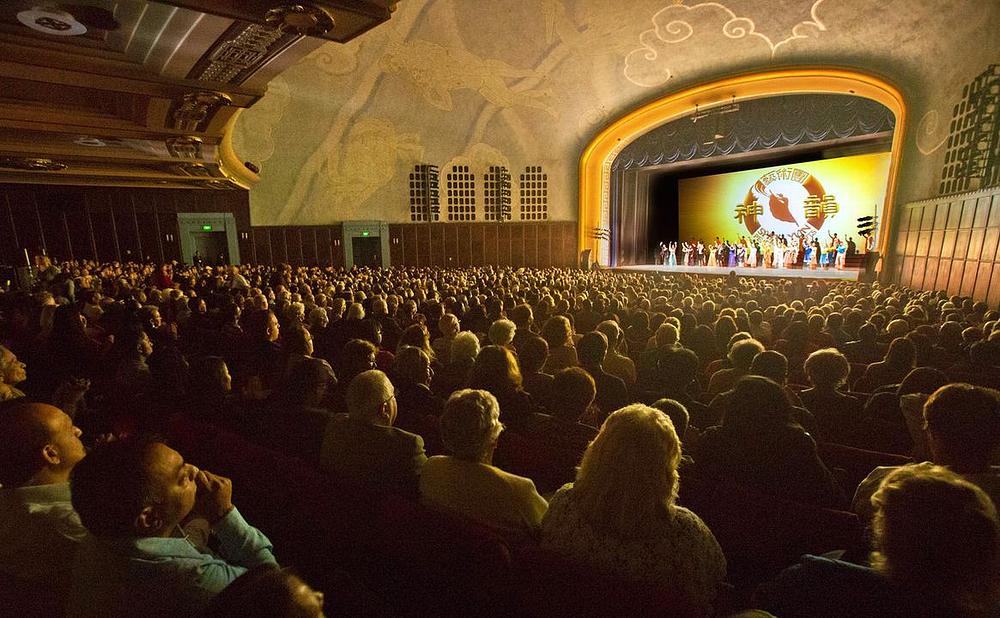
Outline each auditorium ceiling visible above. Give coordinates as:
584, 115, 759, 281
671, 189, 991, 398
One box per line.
0, 1, 996, 228
229, 0, 998, 225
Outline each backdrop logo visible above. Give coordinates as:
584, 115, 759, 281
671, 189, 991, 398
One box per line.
734, 166, 838, 236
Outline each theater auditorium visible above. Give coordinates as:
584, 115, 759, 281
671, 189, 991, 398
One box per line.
1, 1, 999, 616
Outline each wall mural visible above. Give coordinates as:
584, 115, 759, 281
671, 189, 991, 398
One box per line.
624, 0, 828, 87
233, 0, 1000, 226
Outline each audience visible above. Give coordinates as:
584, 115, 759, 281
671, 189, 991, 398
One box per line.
760, 464, 1000, 617
852, 383, 1000, 520
541, 404, 726, 613
798, 348, 864, 443
0, 403, 88, 582
4, 258, 1000, 615
319, 370, 426, 496
68, 438, 276, 617
0, 344, 27, 402
694, 376, 842, 507
420, 389, 547, 533
576, 331, 629, 424
203, 564, 325, 618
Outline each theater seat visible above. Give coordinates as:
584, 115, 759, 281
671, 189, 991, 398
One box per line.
0, 572, 64, 618
493, 431, 580, 495
817, 442, 912, 491
373, 494, 515, 616
510, 545, 704, 618
679, 474, 863, 585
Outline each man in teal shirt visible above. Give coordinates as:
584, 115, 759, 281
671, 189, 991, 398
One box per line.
67, 439, 277, 617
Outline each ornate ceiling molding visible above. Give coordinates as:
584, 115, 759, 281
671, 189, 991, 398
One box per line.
0, 0, 396, 189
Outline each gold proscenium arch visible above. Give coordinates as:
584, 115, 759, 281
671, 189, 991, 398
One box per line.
579, 68, 907, 266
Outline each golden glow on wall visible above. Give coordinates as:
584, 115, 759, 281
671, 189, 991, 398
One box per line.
678, 151, 891, 243
579, 68, 906, 265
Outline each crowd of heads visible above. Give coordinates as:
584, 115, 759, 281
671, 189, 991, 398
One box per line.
2, 258, 999, 615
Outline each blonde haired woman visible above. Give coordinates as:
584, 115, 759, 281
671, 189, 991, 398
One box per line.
540, 404, 726, 613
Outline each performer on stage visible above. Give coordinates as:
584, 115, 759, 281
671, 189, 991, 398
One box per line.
681, 241, 691, 266
810, 238, 821, 269
803, 240, 813, 268
747, 241, 758, 268
707, 238, 718, 267
658, 241, 668, 265
829, 232, 845, 270
668, 241, 677, 266
696, 241, 705, 266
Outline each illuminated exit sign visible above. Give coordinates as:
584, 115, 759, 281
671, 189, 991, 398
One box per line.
201, 224, 213, 231
361, 230, 370, 237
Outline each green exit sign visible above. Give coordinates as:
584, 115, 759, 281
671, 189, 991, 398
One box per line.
201, 224, 213, 231
361, 230, 370, 237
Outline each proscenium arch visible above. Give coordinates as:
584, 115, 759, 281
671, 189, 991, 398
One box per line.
578, 68, 907, 266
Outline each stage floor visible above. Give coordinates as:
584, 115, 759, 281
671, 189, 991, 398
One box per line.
615, 264, 861, 281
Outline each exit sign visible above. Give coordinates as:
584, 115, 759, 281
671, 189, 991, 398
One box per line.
201, 224, 213, 231
361, 230, 370, 237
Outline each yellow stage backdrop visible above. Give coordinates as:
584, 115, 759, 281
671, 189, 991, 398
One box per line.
677, 151, 891, 244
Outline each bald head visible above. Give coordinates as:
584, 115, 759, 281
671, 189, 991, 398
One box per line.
0, 403, 85, 487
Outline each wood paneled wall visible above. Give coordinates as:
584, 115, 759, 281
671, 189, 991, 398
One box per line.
385, 222, 577, 268
248, 222, 577, 268
893, 187, 1000, 306
1, 184, 578, 270
0, 184, 251, 266
249, 225, 346, 268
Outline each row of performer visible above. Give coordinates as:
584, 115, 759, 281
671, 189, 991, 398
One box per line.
657, 232, 872, 270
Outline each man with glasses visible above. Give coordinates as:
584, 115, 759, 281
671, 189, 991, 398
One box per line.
319, 370, 427, 497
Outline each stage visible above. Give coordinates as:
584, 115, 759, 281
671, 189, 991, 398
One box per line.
614, 264, 861, 281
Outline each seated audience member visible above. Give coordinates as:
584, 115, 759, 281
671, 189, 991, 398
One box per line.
842, 322, 883, 365
327, 338, 377, 414
649, 347, 709, 426
111, 326, 154, 396
391, 346, 443, 433
576, 331, 629, 424
530, 367, 598, 454
597, 320, 636, 388
0, 344, 27, 402
432, 313, 460, 365
319, 370, 426, 496
68, 439, 277, 617
856, 367, 949, 455
651, 398, 691, 445
707, 338, 764, 395
798, 348, 864, 443
203, 564, 325, 618
760, 464, 1000, 618
420, 389, 547, 533
397, 323, 436, 366
518, 335, 554, 411
540, 315, 578, 375
636, 323, 681, 385
541, 404, 726, 613
852, 383, 1000, 520
281, 323, 316, 378
432, 330, 480, 399
184, 356, 241, 425
468, 345, 538, 431
0, 403, 88, 581
488, 319, 517, 350
263, 357, 337, 462
855, 337, 916, 393
239, 309, 282, 395
508, 304, 535, 352
693, 376, 842, 507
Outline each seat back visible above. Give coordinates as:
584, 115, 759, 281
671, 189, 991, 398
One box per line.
493, 431, 580, 495
510, 545, 704, 618
817, 442, 911, 491
679, 473, 862, 585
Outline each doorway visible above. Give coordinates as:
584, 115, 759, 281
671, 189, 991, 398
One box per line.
191, 232, 230, 265
352, 236, 382, 268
